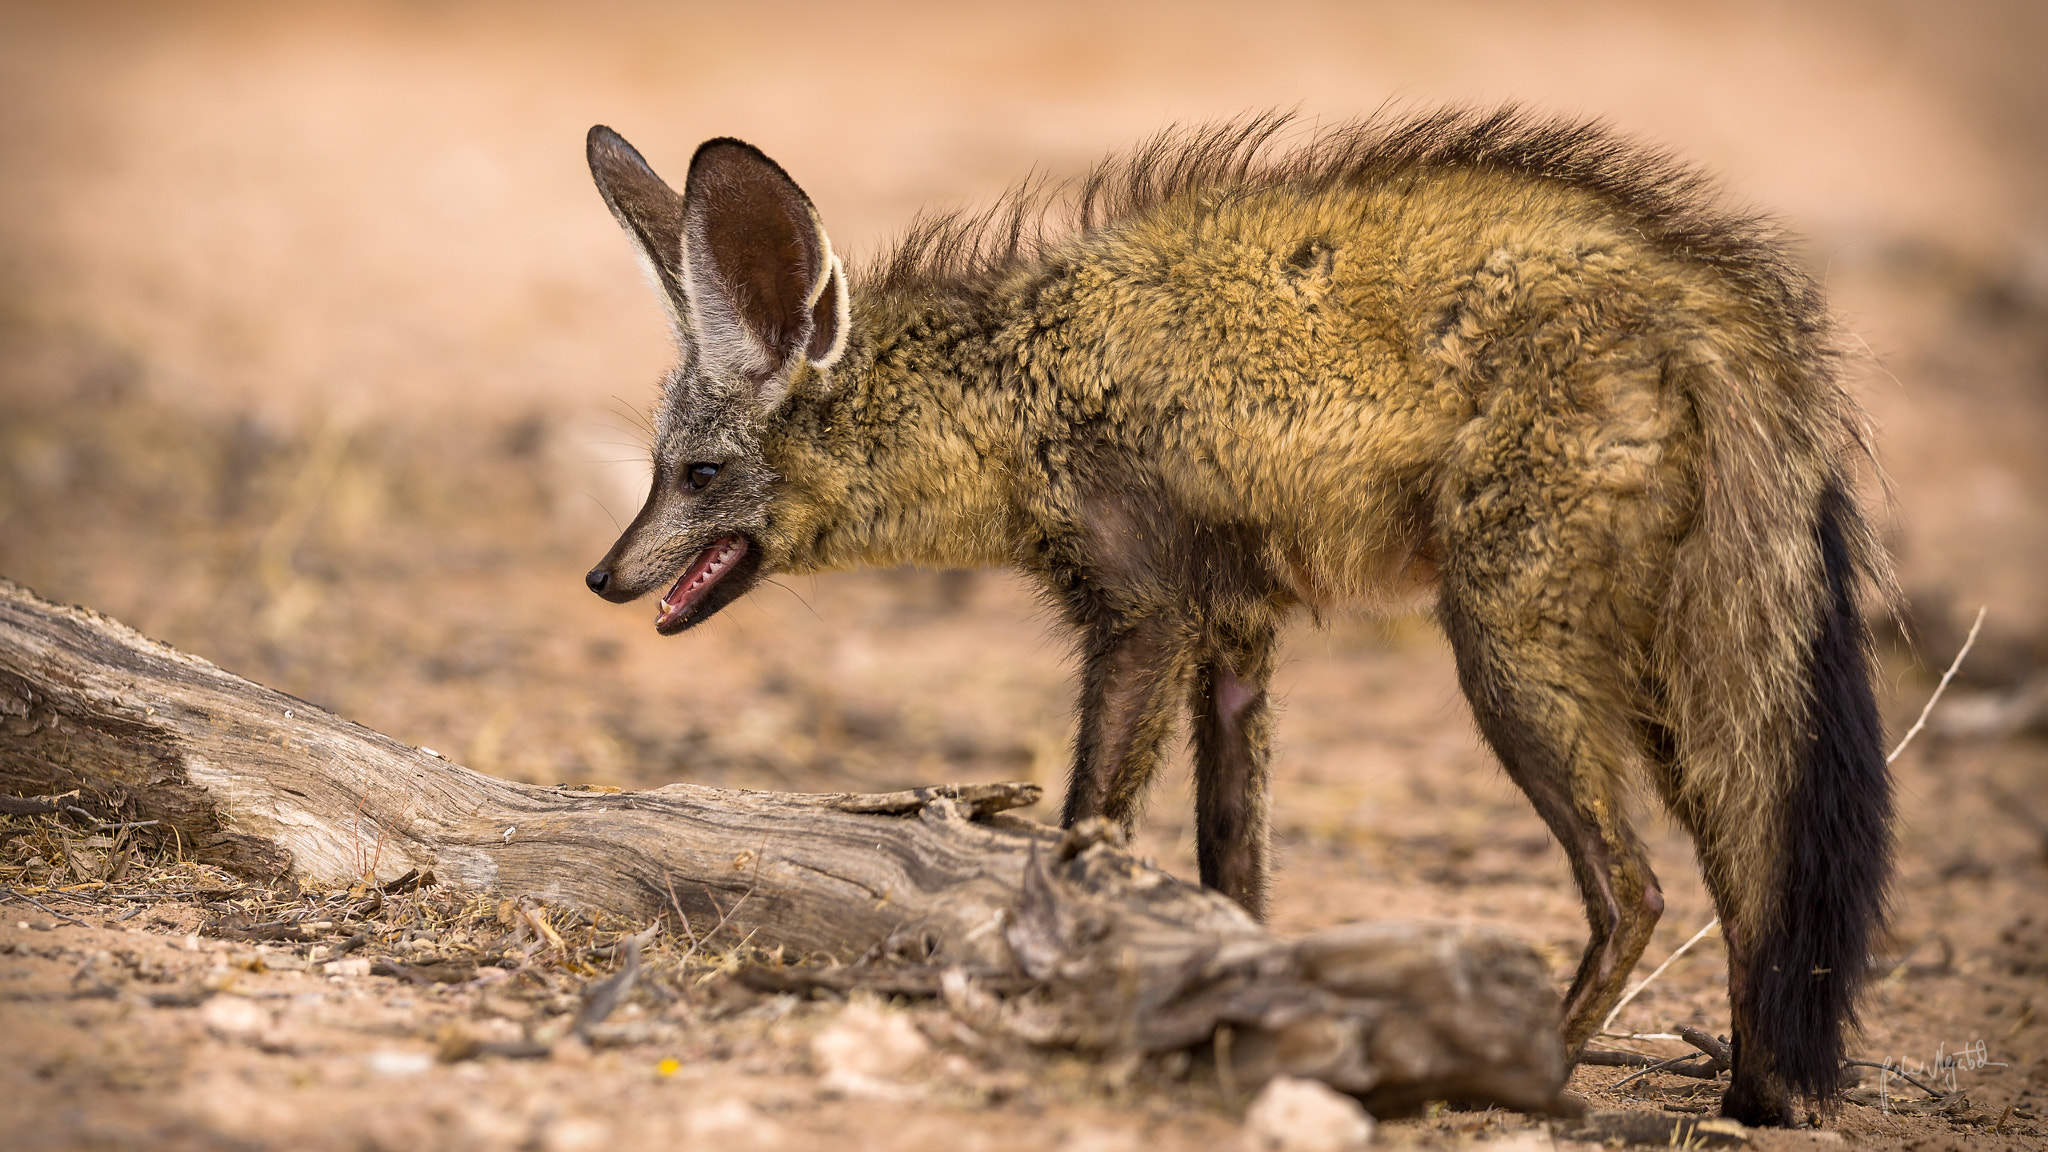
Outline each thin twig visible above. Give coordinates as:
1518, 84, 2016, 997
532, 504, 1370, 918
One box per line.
1600, 918, 1719, 1035
677, 884, 754, 967
56, 805, 160, 833
1888, 606, 1985, 764
522, 905, 565, 953
1610, 1053, 1719, 1090
1676, 1025, 1732, 1067
662, 872, 699, 951
1579, 1049, 1664, 1068
677, 844, 766, 966
1604, 1027, 1730, 1089
2, 887, 94, 928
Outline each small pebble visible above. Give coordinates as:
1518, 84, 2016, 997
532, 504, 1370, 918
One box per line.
1242, 1076, 1375, 1152
365, 1049, 433, 1078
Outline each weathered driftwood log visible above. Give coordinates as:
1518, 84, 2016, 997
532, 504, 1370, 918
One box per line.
0, 577, 1568, 1113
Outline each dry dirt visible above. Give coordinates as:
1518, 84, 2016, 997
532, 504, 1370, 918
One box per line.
1, 1, 2045, 1149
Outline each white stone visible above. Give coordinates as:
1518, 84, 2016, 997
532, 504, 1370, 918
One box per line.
1241, 1076, 1375, 1152
365, 1048, 433, 1078
198, 994, 269, 1039
811, 999, 930, 1082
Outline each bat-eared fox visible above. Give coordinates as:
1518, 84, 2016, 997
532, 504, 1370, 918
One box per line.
579, 109, 1892, 1127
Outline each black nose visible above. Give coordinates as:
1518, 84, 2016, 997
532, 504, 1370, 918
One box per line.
585, 567, 611, 595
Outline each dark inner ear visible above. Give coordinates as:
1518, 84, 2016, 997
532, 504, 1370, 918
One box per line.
807, 260, 842, 363
685, 139, 825, 366
586, 126, 687, 305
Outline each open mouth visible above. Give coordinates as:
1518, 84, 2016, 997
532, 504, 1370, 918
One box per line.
655, 535, 751, 634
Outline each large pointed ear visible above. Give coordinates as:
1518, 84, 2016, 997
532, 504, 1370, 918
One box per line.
586, 126, 688, 328
681, 138, 848, 391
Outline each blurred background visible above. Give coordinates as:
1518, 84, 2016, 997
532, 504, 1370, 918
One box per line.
1, 0, 2043, 942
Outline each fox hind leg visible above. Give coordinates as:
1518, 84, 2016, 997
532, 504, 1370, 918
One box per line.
1441, 588, 1667, 1054
1434, 373, 1685, 1055
1647, 739, 1798, 1125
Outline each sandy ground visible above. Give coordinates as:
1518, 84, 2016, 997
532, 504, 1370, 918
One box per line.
2, 1, 2045, 1148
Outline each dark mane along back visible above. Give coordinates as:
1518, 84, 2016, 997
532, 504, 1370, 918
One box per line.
865, 106, 1812, 306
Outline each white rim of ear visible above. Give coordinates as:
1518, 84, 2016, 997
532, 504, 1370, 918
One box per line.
629, 241, 687, 337
806, 248, 851, 370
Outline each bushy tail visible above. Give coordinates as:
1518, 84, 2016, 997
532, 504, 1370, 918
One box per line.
1654, 307, 1894, 1112
1746, 479, 1892, 1101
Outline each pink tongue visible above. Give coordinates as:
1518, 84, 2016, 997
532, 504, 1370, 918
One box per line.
656, 536, 746, 628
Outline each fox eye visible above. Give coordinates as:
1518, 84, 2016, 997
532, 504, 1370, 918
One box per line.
685, 462, 722, 490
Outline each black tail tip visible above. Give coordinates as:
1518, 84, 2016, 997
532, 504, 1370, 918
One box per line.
1746, 479, 1893, 1106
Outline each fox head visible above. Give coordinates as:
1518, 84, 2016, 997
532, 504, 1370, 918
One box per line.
581, 126, 849, 634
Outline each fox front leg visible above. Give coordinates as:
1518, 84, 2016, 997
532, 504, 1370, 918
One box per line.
1060, 612, 1199, 841
1188, 623, 1279, 920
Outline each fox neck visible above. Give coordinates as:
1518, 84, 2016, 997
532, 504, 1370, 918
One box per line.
764, 293, 1019, 575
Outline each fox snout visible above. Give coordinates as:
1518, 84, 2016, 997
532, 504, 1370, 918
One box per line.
584, 509, 671, 604
581, 528, 667, 602
585, 513, 762, 635
583, 563, 627, 599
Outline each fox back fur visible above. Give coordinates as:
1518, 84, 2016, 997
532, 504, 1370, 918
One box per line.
580, 108, 1894, 1127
